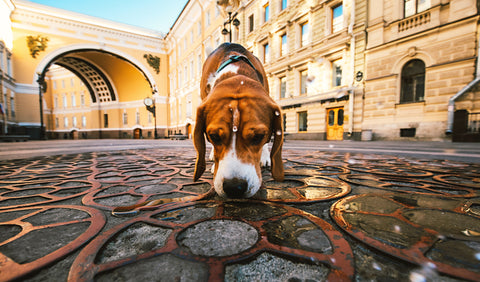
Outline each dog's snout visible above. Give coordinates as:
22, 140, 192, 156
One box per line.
223, 178, 248, 198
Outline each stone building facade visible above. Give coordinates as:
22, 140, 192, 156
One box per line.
1, 0, 480, 141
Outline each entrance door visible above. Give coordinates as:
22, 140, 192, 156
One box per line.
326, 107, 344, 140
133, 128, 141, 139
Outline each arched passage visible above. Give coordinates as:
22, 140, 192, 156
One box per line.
36, 45, 161, 139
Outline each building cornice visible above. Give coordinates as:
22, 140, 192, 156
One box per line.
12, 1, 166, 53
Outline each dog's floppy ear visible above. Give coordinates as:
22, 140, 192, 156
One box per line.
193, 105, 206, 181
270, 105, 284, 181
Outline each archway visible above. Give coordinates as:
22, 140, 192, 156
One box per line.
35, 45, 159, 139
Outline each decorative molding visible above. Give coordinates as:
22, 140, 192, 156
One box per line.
26, 35, 49, 58
144, 54, 161, 74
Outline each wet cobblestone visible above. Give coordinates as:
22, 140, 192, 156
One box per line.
0, 147, 479, 281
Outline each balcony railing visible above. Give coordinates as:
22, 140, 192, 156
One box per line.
398, 11, 431, 32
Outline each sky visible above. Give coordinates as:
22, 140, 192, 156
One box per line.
29, 0, 189, 33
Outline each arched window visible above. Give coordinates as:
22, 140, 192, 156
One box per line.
400, 59, 425, 103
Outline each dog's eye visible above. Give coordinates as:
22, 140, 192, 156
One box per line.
209, 133, 222, 144
251, 134, 265, 145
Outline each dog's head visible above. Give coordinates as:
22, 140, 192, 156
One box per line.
193, 76, 284, 198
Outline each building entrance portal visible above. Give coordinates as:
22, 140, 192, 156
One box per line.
327, 107, 344, 141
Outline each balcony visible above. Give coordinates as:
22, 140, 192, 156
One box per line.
398, 11, 431, 33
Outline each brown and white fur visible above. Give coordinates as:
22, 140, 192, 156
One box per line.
193, 43, 284, 198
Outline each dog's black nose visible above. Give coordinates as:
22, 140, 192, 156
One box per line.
223, 178, 248, 198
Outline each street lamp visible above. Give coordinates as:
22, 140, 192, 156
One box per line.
36, 71, 46, 140
220, 5, 240, 42
144, 97, 157, 139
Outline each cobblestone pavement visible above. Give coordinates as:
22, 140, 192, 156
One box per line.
0, 142, 479, 281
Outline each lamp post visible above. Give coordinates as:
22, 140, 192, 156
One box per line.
220, 5, 240, 42
36, 72, 46, 140
144, 97, 157, 139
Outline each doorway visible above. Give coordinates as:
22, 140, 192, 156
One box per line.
326, 107, 344, 140
133, 128, 142, 139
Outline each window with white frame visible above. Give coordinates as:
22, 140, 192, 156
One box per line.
64, 117, 68, 127
300, 21, 309, 47
263, 3, 270, 23
248, 14, 254, 33
298, 111, 307, 132
80, 92, 85, 106
280, 76, 287, 98
404, 0, 431, 18
72, 116, 77, 127
332, 4, 343, 33
332, 59, 343, 87
10, 97, 14, 117
186, 95, 192, 118
82, 116, 86, 127
123, 112, 128, 125
71, 93, 76, 107
63, 94, 67, 108
262, 42, 269, 63
300, 69, 308, 95
280, 33, 287, 57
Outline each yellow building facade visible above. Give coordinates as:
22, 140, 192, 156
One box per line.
1, 0, 480, 141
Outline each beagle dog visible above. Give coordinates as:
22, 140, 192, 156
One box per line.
193, 43, 284, 198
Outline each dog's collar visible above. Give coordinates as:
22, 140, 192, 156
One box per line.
216, 55, 257, 74
216, 55, 265, 86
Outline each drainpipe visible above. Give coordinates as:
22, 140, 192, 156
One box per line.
348, 0, 355, 137
446, 33, 480, 135
445, 76, 480, 134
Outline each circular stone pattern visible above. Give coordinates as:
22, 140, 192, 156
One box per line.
178, 220, 258, 257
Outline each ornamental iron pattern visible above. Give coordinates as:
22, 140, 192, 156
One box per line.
0, 148, 479, 281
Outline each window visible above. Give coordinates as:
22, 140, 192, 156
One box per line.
71, 93, 76, 107
72, 116, 77, 127
263, 3, 270, 23
280, 76, 287, 98
300, 70, 308, 95
248, 14, 254, 33
332, 4, 343, 33
404, 0, 431, 18
63, 94, 67, 108
10, 97, 14, 117
281, 33, 287, 56
281, 0, 287, 10
300, 22, 309, 47
206, 11, 211, 26
187, 95, 192, 117
123, 112, 128, 125
298, 111, 307, 132
82, 116, 86, 127
400, 59, 425, 103
104, 114, 108, 128
263, 43, 269, 63
55, 117, 59, 128
53, 81, 57, 90
136, 112, 140, 124
54, 96, 58, 108
70, 78, 74, 87
80, 92, 85, 106
64, 117, 68, 127
61, 80, 65, 88
332, 59, 343, 87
